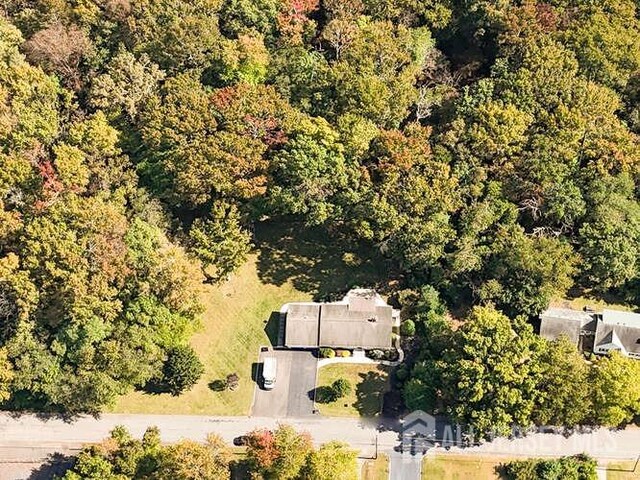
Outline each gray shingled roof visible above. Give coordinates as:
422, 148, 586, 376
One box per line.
283, 290, 394, 349
319, 304, 393, 349
539, 308, 596, 346
594, 310, 640, 357
284, 303, 320, 348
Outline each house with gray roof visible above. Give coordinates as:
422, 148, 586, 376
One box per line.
539, 307, 640, 359
593, 310, 640, 359
539, 307, 597, 350
282, 289, 400, 349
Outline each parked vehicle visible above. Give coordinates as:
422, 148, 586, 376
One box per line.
262, 357, 277, 390
233, 435, 249, 446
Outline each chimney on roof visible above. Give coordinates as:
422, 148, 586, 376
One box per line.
347, 289, 377, 313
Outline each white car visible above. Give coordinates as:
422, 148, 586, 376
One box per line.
262, 357, 277, 390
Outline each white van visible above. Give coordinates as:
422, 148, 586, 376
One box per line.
262, 357, 277, 390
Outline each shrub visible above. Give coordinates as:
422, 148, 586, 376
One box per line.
395, 365, 409, 382
319, 347, 335, 358
335, 349, 351, 357
366, 349, 384, 360
332, 378, 352, 398
400, 319, 416, 336
341, 252, 361, 267
366, 349, 398, 361
315, 386, 338, 403
226, 373, 239, 391
502, 454, 597, 480
162, 345, 205, 396
383, 349, 399, 361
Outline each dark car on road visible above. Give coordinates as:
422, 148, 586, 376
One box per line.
233, 435, 249, 446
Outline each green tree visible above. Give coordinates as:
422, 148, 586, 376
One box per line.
503, 454, 597, 480
213, 34, 270, 85
267, 117, 358, 225
140, 76, 296, 208
331, 378, 352, 399
90, 49, 165, 123
58, 426, 232, 480
326, 19, 433, 128
533, 336, 591, 427
162, 345, 204, 396
578, 174, 640, 291
0, 18, 61, 150
304, 441, 358, 480
590, 351, 640, 426
348, 125, 459, 274
410, 306, 546, 437
188, 201, 252, 283
123, 0, 222, 71
477, 225, 577, 317
558, 0, 640, 91
218, 0, 280, 40
246, 424, 313, 479
157, 434, 231, 480
0, 348, 14, 403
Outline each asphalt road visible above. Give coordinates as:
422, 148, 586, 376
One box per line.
2, 412, 640, 461
1, 413, 640, 479
0, 413, 382, 457
251, 350, 317, 417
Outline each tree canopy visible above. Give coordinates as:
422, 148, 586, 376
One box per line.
1, 0, 640, 422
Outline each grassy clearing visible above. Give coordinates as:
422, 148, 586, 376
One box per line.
607, 461, 640, 479
112, 255, 310, 415
113, 219, 392, 415
550, 295, 635, 312
422, 455, 509, 480
362, 454, 389, 480
315, 364, 389, 417
255, 221, 395, 301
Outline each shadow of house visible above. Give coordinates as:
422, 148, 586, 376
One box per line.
254, 220, 395, 301
264, 311, 281, 347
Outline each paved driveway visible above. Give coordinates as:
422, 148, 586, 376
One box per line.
251, 350, 317, 418
389, 450, 422, 480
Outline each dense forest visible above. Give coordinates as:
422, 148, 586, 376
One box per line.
0, 0, 639, 423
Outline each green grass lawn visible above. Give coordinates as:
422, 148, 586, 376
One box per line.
362, 454, 389, 480
607, 461, 640, 479
113, 219, 393, 415
550, 295, 635, 312
315, 364, 389, 417
422, 455, 509, 480
112, 255, 310, 415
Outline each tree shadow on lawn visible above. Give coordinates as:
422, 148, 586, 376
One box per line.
309, 386, 337, 404
255, 220, 397, 301
354, 370, 389, 417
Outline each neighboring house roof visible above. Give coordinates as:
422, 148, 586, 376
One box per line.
283, 289, 395, 349
601, 309, 640, 328
594, 310, 640, 358
539, 308, 596, 346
